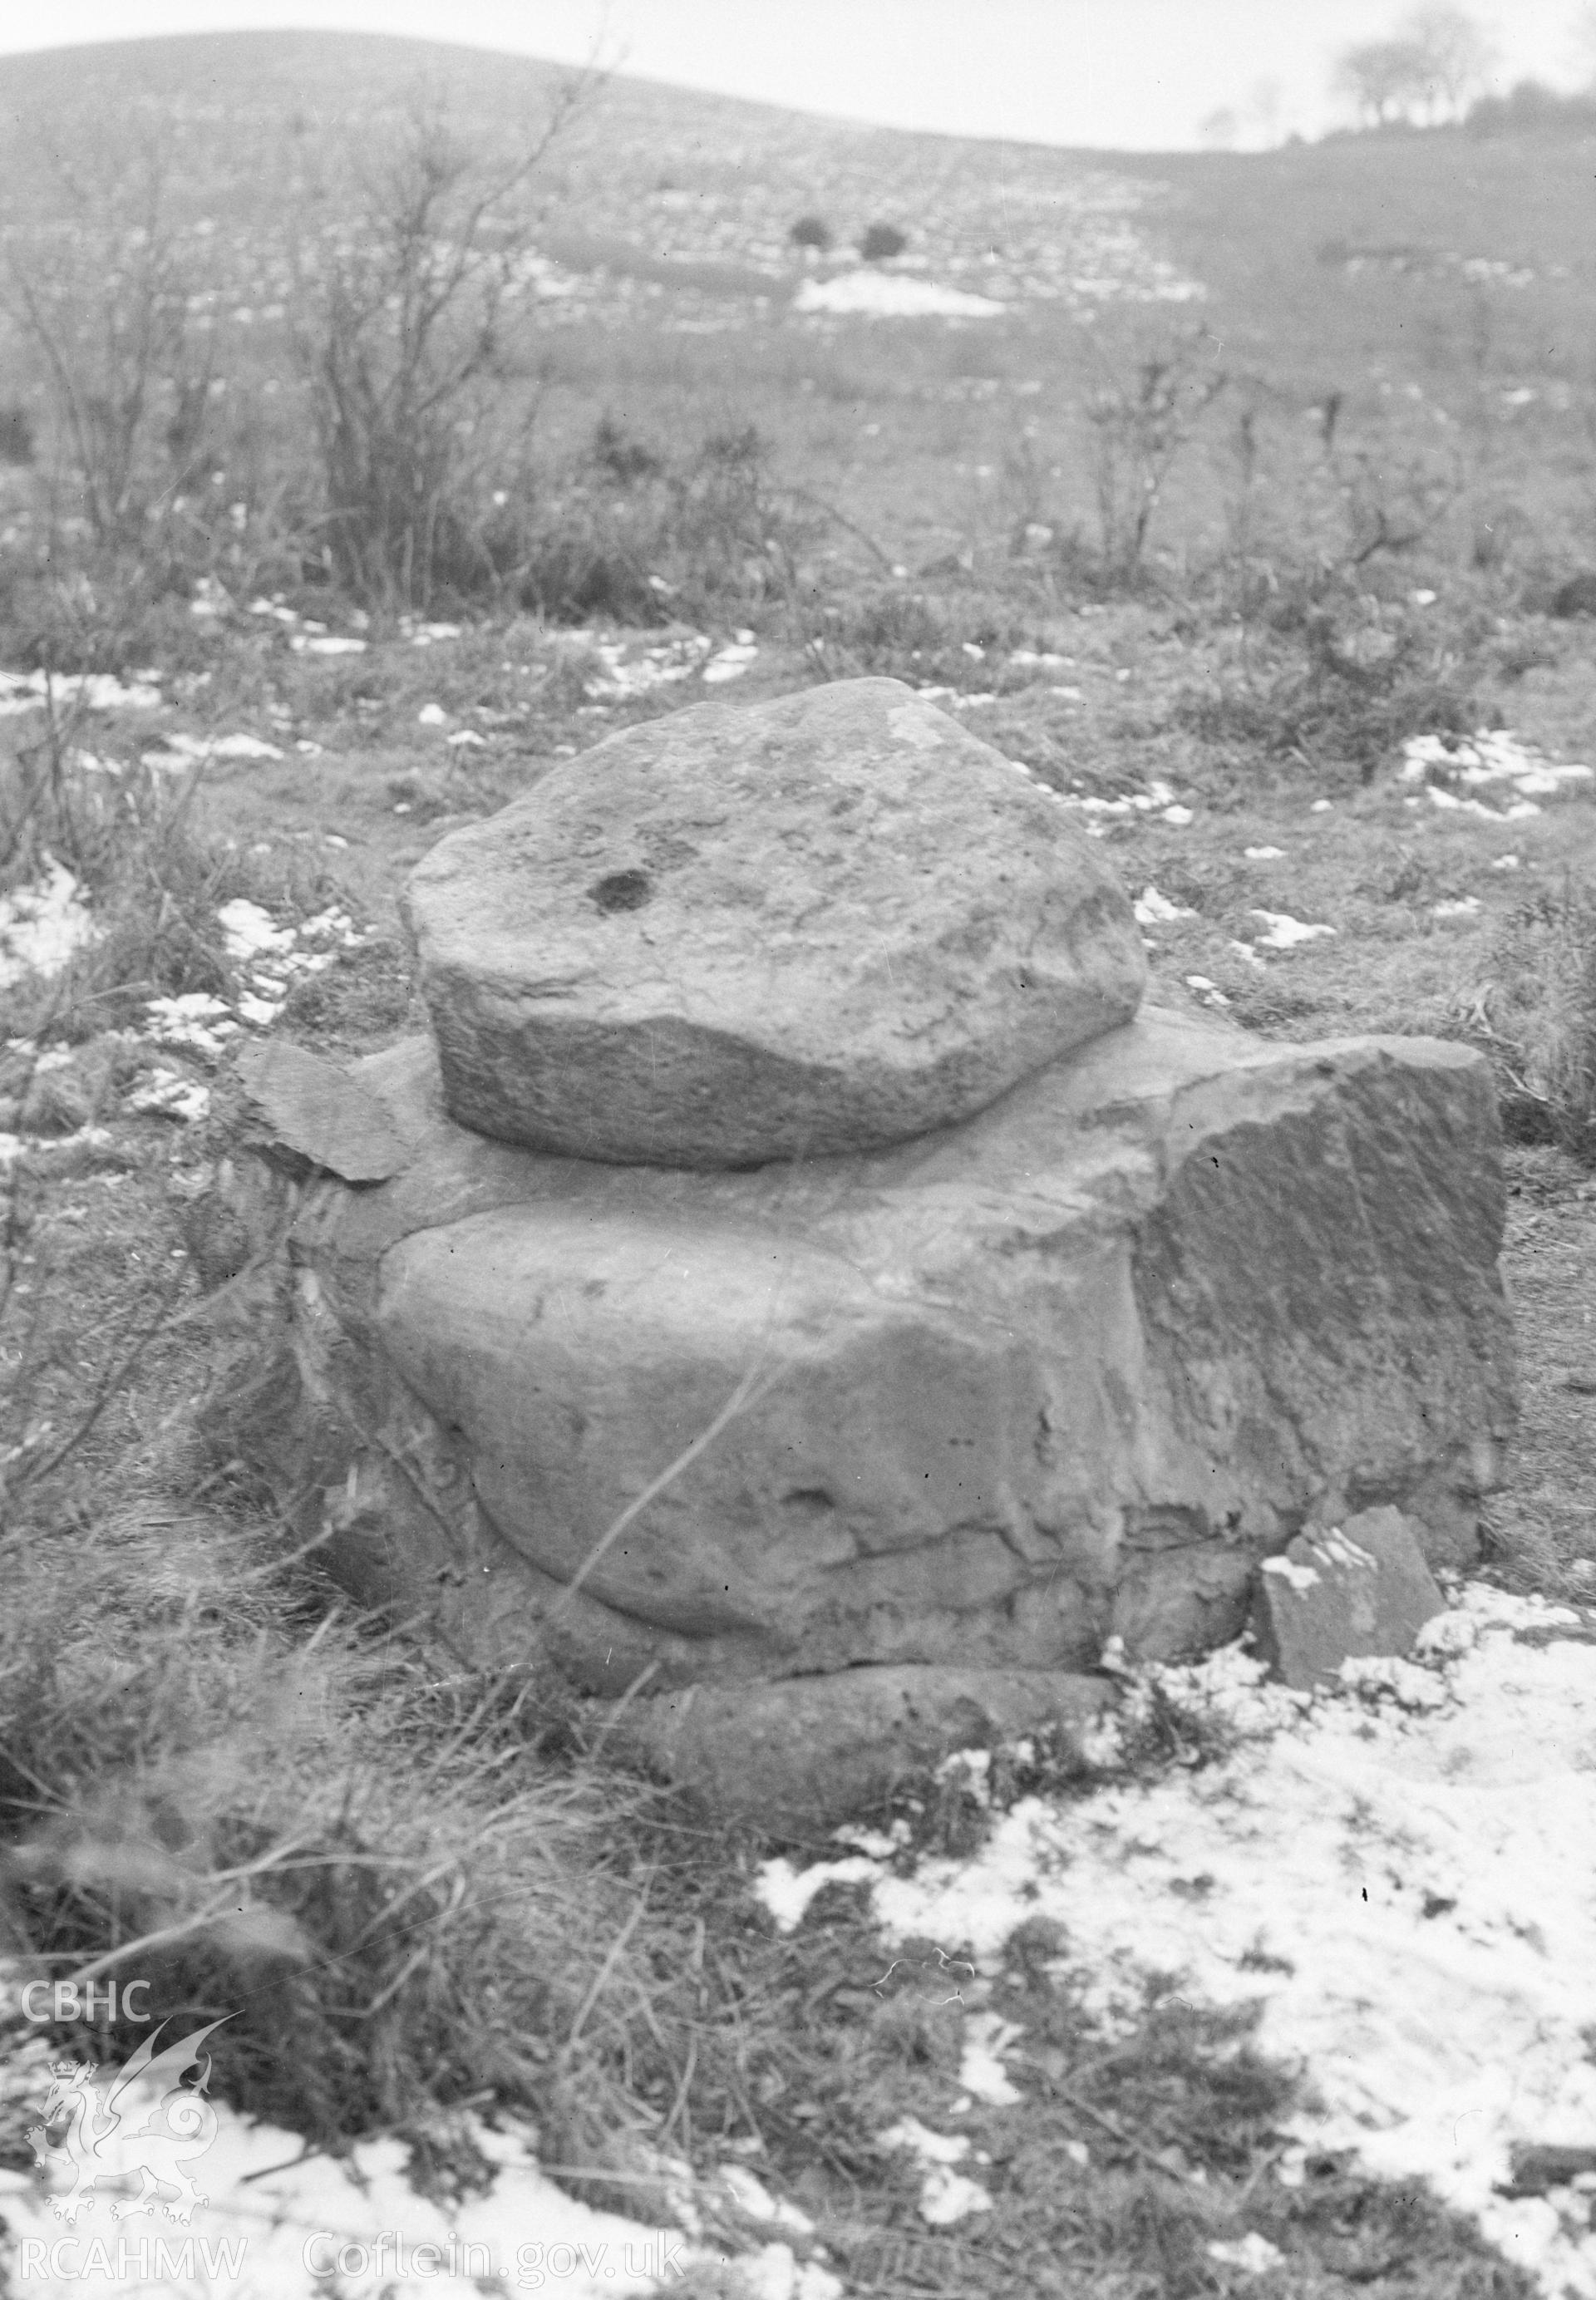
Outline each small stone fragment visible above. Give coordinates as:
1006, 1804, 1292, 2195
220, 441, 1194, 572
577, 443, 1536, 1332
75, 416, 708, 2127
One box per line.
1252, 1506, 1446, 1691
234, 1039, 409, 1183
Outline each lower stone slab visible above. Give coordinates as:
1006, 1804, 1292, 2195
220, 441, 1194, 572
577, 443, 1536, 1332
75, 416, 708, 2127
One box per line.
611, 1667, 1116, 1839
210, 1006, 1514, 1741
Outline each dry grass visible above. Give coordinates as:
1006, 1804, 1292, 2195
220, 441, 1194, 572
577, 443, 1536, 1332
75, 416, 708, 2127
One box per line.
0, 1493, 694, 2170
1465, 880, 1596, 1155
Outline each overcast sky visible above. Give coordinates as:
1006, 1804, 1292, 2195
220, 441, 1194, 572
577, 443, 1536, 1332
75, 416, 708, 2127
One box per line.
0, 0, 1587, 149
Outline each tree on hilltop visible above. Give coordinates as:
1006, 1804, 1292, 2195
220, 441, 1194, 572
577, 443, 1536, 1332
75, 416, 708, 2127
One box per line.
1334, 36, 1427, 126
1406, 7, 1495, 117
1334, 7, 1493, 128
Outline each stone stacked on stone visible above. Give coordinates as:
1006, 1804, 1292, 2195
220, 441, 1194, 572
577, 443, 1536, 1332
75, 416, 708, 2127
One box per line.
214, 679, 1516, 1830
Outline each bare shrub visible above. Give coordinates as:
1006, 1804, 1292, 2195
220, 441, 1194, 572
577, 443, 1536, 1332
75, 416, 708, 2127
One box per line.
0, 141, 231, 555
1081, 323, 1228, 583
860, 222, 907, 263
1179, 569, 1482, 779
285, 93, 584, 612
0, 137, 309, 651
1333, 430, 1465, 567
805, 582, 1040, 685
501, 417, 810, 625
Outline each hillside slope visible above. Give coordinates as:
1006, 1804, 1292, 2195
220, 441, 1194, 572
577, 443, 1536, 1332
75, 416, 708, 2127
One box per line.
1, 31, 1591, 568
3, 28, 1589, 353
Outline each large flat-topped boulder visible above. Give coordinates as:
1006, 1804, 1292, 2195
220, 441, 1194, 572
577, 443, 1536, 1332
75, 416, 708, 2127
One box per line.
402, 677, 1147, 1166
214, 1008, 1515, 1808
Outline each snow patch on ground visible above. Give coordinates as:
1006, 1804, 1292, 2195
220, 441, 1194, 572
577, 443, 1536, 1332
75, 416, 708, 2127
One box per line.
1209, 2231, 1286, 2275
1402, 727, 1593, 823
795, 271, 1006, 319
1250, 909, 1336, 950
1052, 779, 1195, 836
0, 670, 163, 716
562, 628, 761, 700
1134, 884, 1196, 926
0, 2031, 845, 2298
242, 597, 368, 654
1184, 973, 1231, 1008
126, 1067, 214, 1124
216, 903, 365, 1033
0, 859, 99, 989
140, 731, 285, 773
958, 2011, 1024, 2107
875, 2118, 994, 2224
759, 1585, 1596, 2298
1402, 727, 1592, 804
0, 2070, 660, 2296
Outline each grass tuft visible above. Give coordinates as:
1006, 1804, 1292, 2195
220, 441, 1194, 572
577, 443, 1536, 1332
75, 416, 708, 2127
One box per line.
1462, 879, 1596, 1158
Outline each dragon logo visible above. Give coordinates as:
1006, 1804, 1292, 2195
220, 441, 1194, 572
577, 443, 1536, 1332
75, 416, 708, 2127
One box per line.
26, 2019, 229, 2226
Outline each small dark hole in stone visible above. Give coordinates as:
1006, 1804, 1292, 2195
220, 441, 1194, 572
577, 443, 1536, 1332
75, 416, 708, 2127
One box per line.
590, 869, 653, 914
782, 1489, 835, 1514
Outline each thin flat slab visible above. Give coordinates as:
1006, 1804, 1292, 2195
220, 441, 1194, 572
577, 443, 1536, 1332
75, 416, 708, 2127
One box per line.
234, 1038, 410, 1184
1251, 1507, 1446, 1691
402, 677, 1147, 1166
